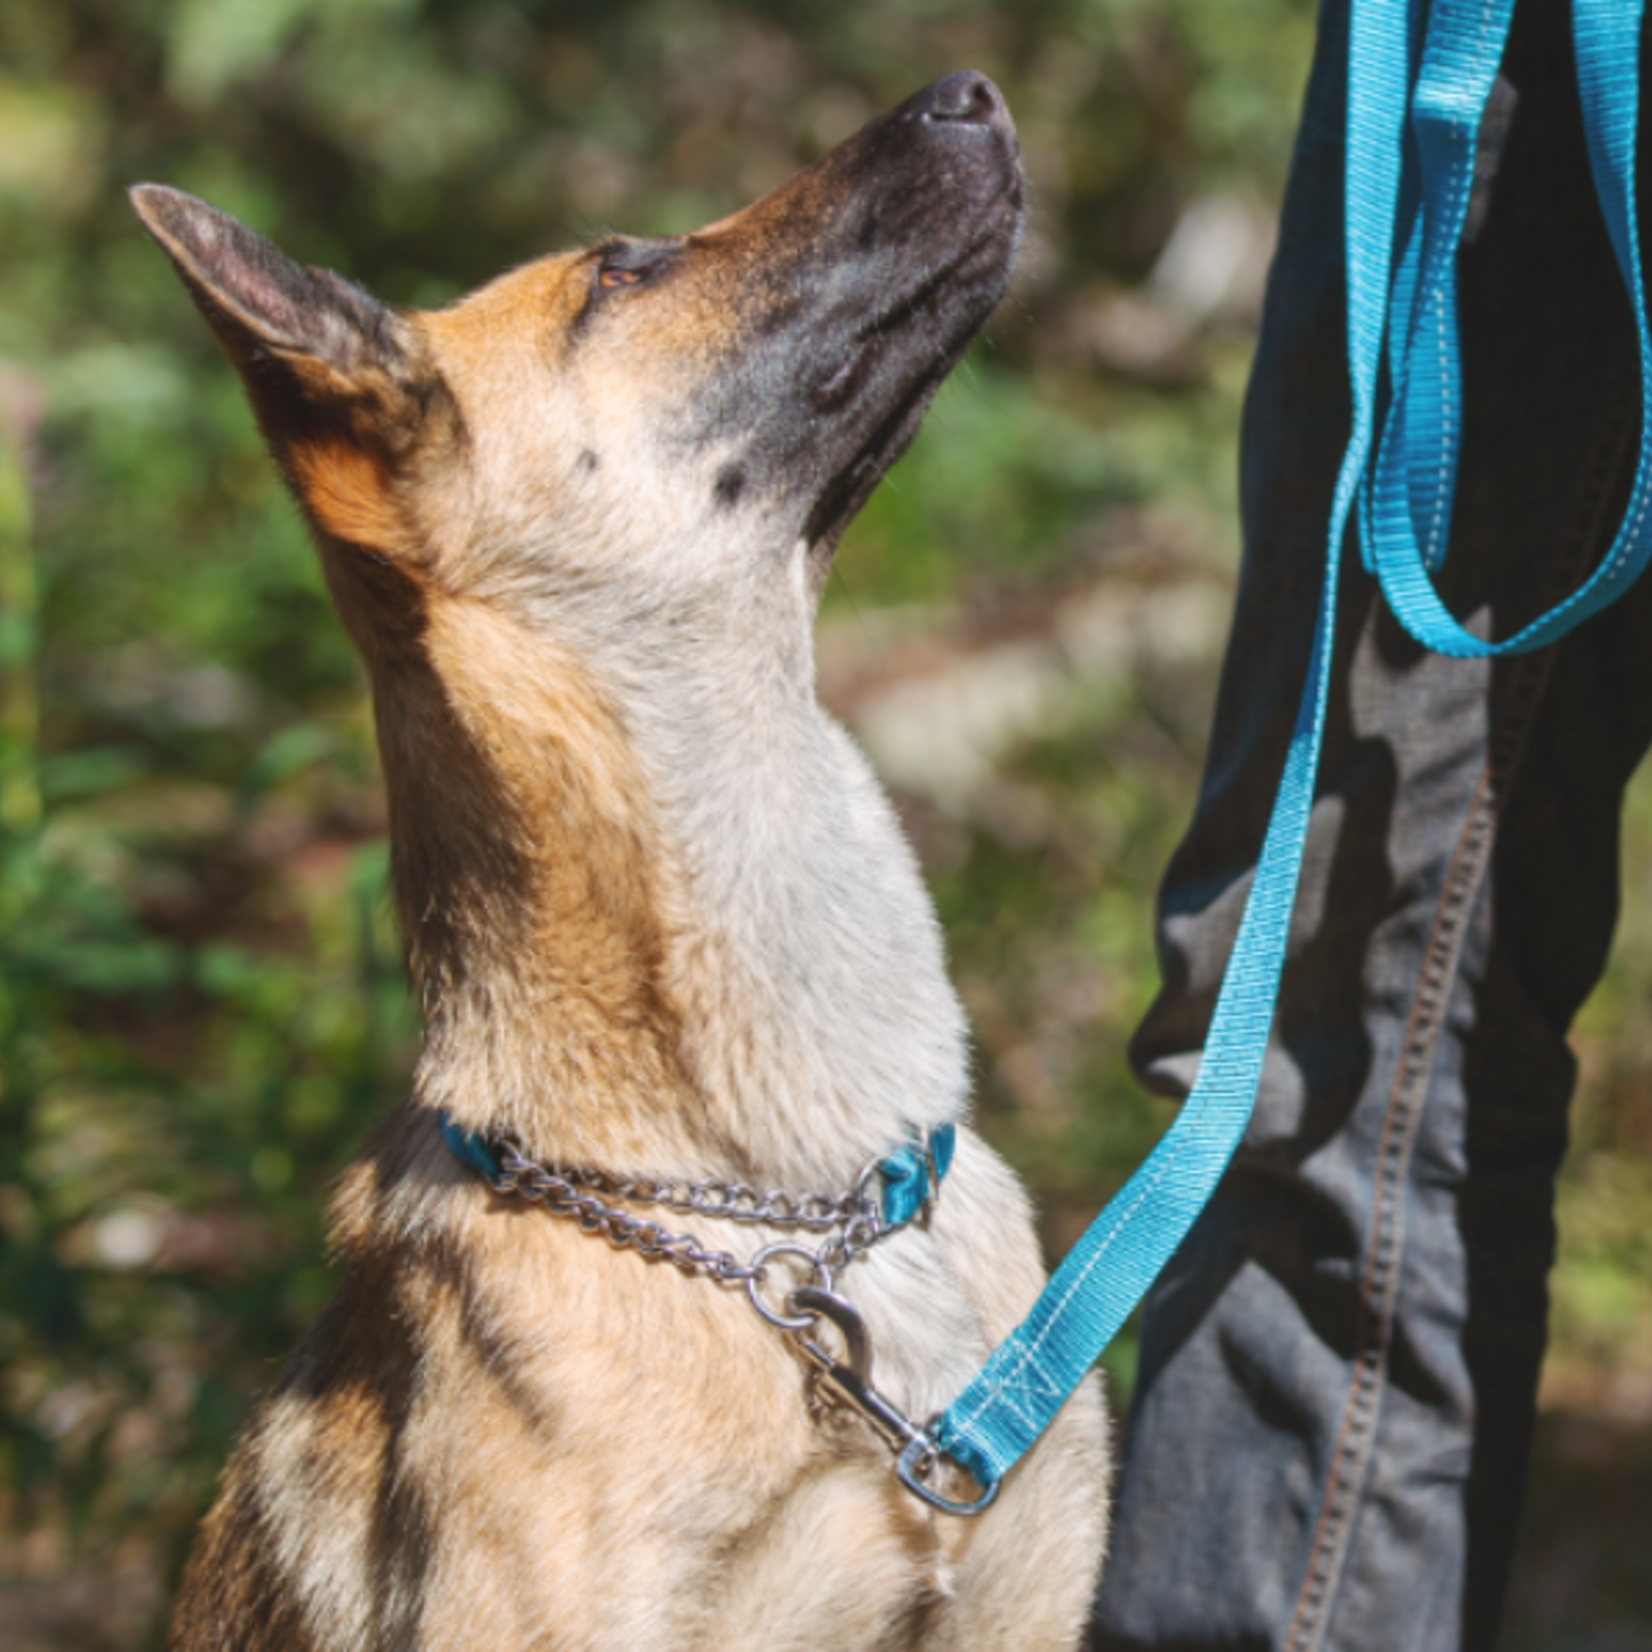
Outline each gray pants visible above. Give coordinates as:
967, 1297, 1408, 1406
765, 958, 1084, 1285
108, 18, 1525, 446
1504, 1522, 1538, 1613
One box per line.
1091, 2, 1652, 1647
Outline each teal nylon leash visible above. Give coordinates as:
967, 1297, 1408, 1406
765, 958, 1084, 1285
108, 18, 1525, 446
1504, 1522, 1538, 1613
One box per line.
920, 0, 1407, 1497
1367, 0, 1652, 654
918, 0, 1652, 1504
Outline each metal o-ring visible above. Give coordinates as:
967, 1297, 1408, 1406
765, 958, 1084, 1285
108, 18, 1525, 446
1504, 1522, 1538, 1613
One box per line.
745, 1243, 833, 1331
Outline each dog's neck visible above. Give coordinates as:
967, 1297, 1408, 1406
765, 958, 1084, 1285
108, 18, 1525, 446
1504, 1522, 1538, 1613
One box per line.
365, 547, 969, 1189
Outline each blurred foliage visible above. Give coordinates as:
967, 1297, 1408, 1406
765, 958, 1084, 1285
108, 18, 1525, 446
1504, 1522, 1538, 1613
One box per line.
0, 0, 1648, 1647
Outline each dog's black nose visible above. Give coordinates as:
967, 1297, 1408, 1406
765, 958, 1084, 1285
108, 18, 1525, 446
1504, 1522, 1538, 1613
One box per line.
919, 72, 1006, 128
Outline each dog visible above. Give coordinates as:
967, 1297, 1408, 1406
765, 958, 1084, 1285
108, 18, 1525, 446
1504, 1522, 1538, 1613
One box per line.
134, 71, 1109, 1651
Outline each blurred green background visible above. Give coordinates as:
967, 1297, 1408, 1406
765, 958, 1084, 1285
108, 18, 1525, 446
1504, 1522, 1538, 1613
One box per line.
1, 1, 1648, 1646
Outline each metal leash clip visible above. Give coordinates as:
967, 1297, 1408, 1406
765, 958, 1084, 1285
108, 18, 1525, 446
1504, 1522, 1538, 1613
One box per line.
446, 1114, 994, 1509
786, 1285, 999, 1518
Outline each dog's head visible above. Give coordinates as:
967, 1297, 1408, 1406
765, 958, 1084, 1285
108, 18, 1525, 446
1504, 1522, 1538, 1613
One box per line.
133, 76, 1015, 1156
132, 74, 1022, 660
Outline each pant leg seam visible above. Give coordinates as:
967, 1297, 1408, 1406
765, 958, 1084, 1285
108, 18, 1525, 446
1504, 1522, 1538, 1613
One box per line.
1281, 746, 1503, 1652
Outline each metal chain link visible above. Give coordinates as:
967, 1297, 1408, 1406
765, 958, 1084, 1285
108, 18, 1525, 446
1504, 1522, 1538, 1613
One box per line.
484, 1139, 979, 1505
534, 1158, 879, 1233
491, 1143, 898, 1290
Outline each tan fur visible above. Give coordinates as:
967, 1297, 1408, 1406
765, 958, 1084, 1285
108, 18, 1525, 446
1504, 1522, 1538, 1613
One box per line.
290, 440, 409, 553
138, 75, 1108, 1652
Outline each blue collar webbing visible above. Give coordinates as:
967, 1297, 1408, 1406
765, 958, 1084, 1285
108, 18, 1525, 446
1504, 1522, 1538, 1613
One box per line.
437, 1110, 955, 1231
918, 0, 1652, 1500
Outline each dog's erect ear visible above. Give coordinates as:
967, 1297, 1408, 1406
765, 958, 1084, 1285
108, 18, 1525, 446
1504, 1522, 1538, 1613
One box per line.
129, 184, 401, 416
130, 184, 449, 555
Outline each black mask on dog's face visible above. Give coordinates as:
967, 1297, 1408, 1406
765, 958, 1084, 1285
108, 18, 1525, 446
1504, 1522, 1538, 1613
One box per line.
658, 72, 1025, 570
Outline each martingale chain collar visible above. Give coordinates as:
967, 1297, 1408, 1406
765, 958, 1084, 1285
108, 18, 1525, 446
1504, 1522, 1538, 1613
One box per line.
438, 1113, 954, 1244
436, 1111, 991, 1511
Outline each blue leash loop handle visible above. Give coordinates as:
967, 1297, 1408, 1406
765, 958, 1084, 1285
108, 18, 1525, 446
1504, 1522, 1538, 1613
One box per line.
1367, 0, 1652, 655
927, 0, 1652, 1497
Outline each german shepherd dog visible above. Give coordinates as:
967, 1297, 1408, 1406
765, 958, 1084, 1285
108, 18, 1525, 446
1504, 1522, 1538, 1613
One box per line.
134, 72, 1108, 1651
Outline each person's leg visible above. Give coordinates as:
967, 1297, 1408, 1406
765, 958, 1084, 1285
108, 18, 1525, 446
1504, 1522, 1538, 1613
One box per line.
1091, 2, 1652, 1648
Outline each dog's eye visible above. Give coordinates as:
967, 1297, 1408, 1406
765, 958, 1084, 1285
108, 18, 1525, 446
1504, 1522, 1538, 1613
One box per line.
591, 241, 675, 296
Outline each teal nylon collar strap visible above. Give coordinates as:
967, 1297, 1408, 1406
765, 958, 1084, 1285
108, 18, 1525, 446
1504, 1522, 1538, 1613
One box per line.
438, 1111, 505, 1184
878, 1125, 955, 1226
436, 1109, 955, 1232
